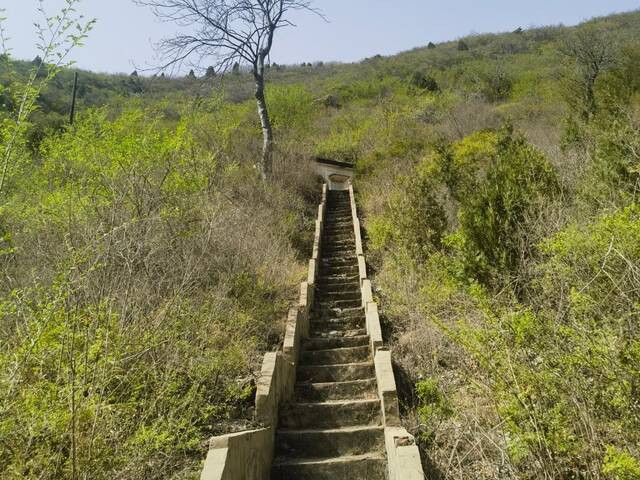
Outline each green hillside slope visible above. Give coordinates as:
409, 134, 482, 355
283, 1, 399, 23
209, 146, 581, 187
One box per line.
1, 9, 639, 480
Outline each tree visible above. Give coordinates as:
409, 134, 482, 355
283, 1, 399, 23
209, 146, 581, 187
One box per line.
457, 40, 469, 51
427, 42, 436, 49
205, 65, 216, 78
0, 0, 94, 195
134, 0, 322, 180
187, 69, 196, 79
410, 71, 439, 92
562, 27, 616, 120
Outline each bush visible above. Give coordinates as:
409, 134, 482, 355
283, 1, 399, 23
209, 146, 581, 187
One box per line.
368, 171, 447, 261
409, 71, 440, 93
457, 127, 559, 283
0, 104, 309, 479
479, 66, 513, 102
415, 378, 453, 442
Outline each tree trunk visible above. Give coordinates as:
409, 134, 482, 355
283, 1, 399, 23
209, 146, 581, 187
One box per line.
254, 72, 273, 180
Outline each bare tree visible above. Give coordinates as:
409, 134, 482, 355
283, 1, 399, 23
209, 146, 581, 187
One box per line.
134, 0, 322, 180
562, 27, 616, 121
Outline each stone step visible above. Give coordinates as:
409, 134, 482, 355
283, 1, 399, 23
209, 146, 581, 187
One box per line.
301, 345, 370, 366
320, 258, 358, 266
313, 311, 365, 321
275, 425, 384, 458
322, 241, 355, 249
323, 225, 353, 232
323, 221, 353, 228
279, 399, 381, 429
322, 235, 355, 247
316, 306, 365, 319
324, 224, 354, 231
317, 277, 361, 288
317, 281, 360, 291
322, 231, 353, 239
318, 298, 363, 310
315, 290, 360, 301
309, 328, 367, 339
317, 273, 359, 284
317, 284, 361, 294
320, 260, 358, 266
322, 240, 353, 247
297, 362, 374, 383
320, 252, 356, 260
320, 266, 358, 276
322, 240, 355, 248
322, 238, 354, 246
295, 378, 378, 401
311, 318, 365, 333
271, 453, 386, 480
322, 239, 354, 247
303, 335, 369, 350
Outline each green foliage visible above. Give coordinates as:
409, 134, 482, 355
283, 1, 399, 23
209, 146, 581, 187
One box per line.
0, 275, 262, 480
378, 127, 559, 286
603, 447, 640, 480
409, 71, 440, 93
457, 127, 559, 283
0, 0, 94, 195
415, 378, 453, 442
329, 76, 402, 103
3, 7, 640, 480
367, 171, 447, 260
0, 97, 309, 478
478, 66, 513, 102
267, 84, 314, 131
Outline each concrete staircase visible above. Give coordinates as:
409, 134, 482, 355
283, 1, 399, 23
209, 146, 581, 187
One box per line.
271, 190, 386, 479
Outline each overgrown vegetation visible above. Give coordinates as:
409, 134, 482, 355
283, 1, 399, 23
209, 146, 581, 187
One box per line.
353, 11, 640, 480
1, 4, 640, 479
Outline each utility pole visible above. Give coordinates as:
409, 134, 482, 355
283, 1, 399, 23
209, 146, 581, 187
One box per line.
69, 72, 78, 125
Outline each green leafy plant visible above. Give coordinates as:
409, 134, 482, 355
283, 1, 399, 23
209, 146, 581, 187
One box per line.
0, 0, 94, 195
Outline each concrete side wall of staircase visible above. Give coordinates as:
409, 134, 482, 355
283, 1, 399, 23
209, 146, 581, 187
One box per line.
348, 185, 425, 480
200, 183, 425, 480
200, 185, 329, 480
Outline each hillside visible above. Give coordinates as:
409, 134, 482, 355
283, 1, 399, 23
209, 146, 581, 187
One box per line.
1, 8, 640, 480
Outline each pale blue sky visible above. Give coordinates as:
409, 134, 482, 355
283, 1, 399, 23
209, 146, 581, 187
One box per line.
2, 0, 639, 74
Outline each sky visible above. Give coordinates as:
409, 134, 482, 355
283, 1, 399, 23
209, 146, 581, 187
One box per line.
1, 0, 639, 74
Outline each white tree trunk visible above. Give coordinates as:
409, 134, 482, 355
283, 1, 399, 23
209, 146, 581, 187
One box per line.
254, 72, 273, 180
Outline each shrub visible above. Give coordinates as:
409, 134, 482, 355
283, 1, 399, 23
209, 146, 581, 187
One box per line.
479, 66, 513, 102
457, 127, 559, 283
415, 378, 453, 442
368, 171, 447, 260
0, 104, 309, 479
409, 71, 440, 92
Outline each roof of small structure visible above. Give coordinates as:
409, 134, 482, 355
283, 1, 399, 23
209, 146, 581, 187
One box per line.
314, 157, 355, 169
